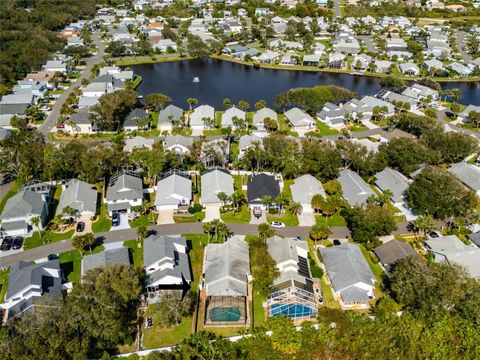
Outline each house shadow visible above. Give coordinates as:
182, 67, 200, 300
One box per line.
60, 261, 74, 281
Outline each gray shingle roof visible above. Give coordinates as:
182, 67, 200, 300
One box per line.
290, 174, 326, 206
284, 107, 314, 127
190, 105, 215, 127
68, 108, 92, 125
204, 236, 250, 297
320, 243, 376, 303
123, 136, 155, 152
338, 169, 375, 207
1, 189, 46, 220
164, 134, 194, 150
106, 173, 143, 202
374, 167, 410, 203
201, 168, 234, 204
221, 106, 245, 127
253, 107, 277, 125
448, 162, 480, 192
81, 248, 130, 277
159, 104, 183, 125
247, 173, 280, 203
124, 108, 148, 128
56, 179, 98, 216
373, 240, 418, 267
155, 173, 191, 207
144, 235, 191, 286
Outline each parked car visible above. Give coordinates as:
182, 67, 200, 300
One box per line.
12, 236, 24, 250
47, 254, 58, 261
333, 239, 341, 246
428, 230, 440, 239
253, 207, 262, 218
0, 236, 13, 251
76, 222, 85, 233
270, 221, 285, 228
112, 212, 120, 227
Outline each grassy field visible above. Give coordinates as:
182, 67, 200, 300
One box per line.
173, 212, 205, 223
24, 229, 74, 250
0, 269, 9, 303
59, 245, 105, 283
309, 121, 341, 137
320, 277, 341, 309
142, 234, 207, 348
267, 210, 299, 226
220, 204, 251, 223
124, 239, 144, 268
358, 244, 384, 298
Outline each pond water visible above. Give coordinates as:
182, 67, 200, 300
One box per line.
130, 58, 480, 108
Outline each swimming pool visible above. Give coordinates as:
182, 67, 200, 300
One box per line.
209, 307, 242, 322
270, 303, 316, 319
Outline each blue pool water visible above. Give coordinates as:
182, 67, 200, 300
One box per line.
270, 303, 316, 319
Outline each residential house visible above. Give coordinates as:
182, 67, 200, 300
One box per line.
457, 104, 480, 123
333, 39, 360, 54
123, 136, 155, 152
373, 240, 419, 270
266, 236, 318, 319
338, 169, 375, 207
158, 104, 183, 132
374, 167, 410, 206
374, 60, 393, 73
0, 260, 65, 322
190, 105, 215, 131
256, 50, 281, 63
448, 162, 480, 195
317, 102, 347, 128
56, 179, 98, 220
81, 247, 130, 278
238, 134, 263, 158
449, 62, 472, 76
64, 108, 94, 134
155, 172, 192, 211
290, 174, 325, 213
201, 168, 234, 205
253, 107, 277, 130
0, 188, 49, 237
163, 135, 194, 154
303, 54, 321, 66
247, 173, 280, 208
124, 108, 150, 132
144, 235, 192, 292
351, 54, 372, 70
0, 91, 33, 117
401, 84, 439, 101
221, 106, 245, 128
42, 60, 67, 73
203, 236, 250, 326
399, 62, 420, 75
328, 53, 346, 68
105, 172, 143, 215
425, 235, 480, 279
284, 107, 315, 133
153, 39, 177, 52
320, 243, 376, 309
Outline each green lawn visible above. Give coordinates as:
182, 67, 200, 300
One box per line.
320, 277, 341, 309
309, 121, 340, 137
129, 213, 157, 228
358, 244, 384, 298
315, 211, 347, 227
220, 204, 251, 223
130, 75, 142, 89
24, 229, 74, 250
267, 210, 299, 226
230, 142, 239, 162
59, 245, 105, 283
203, 129, 224, 136
0, 269, 9, 303
173, 212, 205, 223
349, 122, 369, 132
143, 234, 206, 348
151, 112, 159, 128
92, 203, 111, 233
253, 283, 267, 328
124, 239, 144, 268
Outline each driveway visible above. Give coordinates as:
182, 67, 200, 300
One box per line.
157, 209, 174, 224
332, 0, 342, 17
299, 212, 316, 226
204, 204, 221, 222
38, 31, 105, 137
250, 209, 266, 224
111, 213, 131, 231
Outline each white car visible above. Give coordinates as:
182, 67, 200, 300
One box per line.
270, 221, 285, 228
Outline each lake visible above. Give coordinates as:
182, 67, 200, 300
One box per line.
130, 58, 480, 108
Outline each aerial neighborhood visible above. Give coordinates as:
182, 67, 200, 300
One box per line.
0, 0, 480, 359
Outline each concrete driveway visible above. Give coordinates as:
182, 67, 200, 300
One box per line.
111, 213, 131, 231
204, 204, 221, 222
157, 209, 174, 224
250, 209, 266, 224
299, 212, 316, 226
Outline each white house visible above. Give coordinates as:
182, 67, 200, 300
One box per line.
284, 107, 315, 134
290, 174, 326, 213
154, 172, 192, 211
190, 105, 215, 132
221, 106, 246, 128
105, 172, 143, 215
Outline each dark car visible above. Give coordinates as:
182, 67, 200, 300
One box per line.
76, 222, 85, 233
333, 239, 341, 246
0, 236, 13, 251
112, 212, 120, 227
12, 236, 23, 250
47, 254, 58, 261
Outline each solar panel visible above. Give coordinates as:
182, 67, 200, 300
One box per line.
297, 257, 311, 278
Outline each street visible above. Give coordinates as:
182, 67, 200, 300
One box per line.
455, 31, 472, 63
332, 0, 342, 18
38, 31, 105, 136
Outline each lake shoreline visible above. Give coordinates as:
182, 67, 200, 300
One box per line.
116, 54, 480, 83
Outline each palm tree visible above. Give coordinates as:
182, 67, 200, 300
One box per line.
238, 100, 250, 112
288, 201, 302, 215
136, 225, 148, 241
309, 223, 331, 247
258, 222, 275, 241
413, 215, 437, 239
187, 97, 198, 112
274, 193, 289, 214
223, 98, 232, 109
261, 195, 272, 209
30, 216, 41, 234
311, 194, 325, 214
216, 192, 229, 207
231, 191, 245, 212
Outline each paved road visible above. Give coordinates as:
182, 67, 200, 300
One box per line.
38, 32, 105, 136
332, 0, 342, 18
455, 31, 472, 63
0, 221, 411, 269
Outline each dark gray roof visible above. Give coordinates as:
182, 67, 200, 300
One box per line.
468, 232, 480, 247
374, 167, 410, 203
144, 235, 192, 286
448, 162, 480, 192
159, 104, 183, 124
373, 240, 418, 267
68, 108, 92, 125
1, 188, 46, 220
6, 260, 63, 302
0, 103, 30, 115
319, 243, 376, 303
247, 173, 280, 203
81, 248, 130, 277
56, 179, 98, 216
124, 108, 148, 127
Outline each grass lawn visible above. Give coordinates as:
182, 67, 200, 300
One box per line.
0, 269, 9, 303
252, 283, 267, 327
320, 277, 341, 309
315, 211, 347, 227
142, 234, 206, 348
203, 129, 224, 136
173, 212, 205, 223
130, 75, 142, 89
92, 203, 111, 233
230, 141, 239, 162
24, 229, 74, 250
129, 213, 157, 228
232, 174, 245, 191
267, 210, 298, 226
0, 181, 19, 214
151, 112, 159, 128
220, 204, 251, 223
310, 121, 340, 137
358, 244, 384, 298
349, 122, 369, 132
124, 239, 144, 268
59, 245, 105, 283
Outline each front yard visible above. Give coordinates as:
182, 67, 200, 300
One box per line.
91, 203, 111, 233
59, 245, 105, 283
315, 211, 347, 227
24, 229, 74, 250
220, 204, 251, 223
